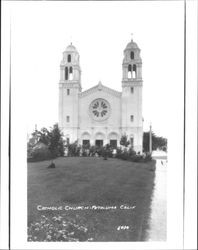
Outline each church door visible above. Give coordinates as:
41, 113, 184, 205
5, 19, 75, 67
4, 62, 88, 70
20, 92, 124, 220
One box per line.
83, 140, 90, 147
95, 140, 103, 147
110, 140, 117, 148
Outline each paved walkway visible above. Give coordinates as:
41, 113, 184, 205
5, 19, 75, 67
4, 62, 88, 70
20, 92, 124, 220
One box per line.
145, 159, 167, 241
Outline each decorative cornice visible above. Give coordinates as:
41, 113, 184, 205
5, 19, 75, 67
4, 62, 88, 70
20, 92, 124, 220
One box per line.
60, 63, 81, 68
121, 126, 143, 130
59, 81, 82, 90
79, 82, 121, 98
122, 61, 142, 66
122, 80, 143, 87
59, 80, 80, 85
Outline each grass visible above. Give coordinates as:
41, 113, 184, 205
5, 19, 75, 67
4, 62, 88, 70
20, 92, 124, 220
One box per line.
28, 157, 155, 241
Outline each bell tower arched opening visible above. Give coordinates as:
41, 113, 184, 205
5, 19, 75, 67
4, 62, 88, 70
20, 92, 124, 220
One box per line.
132, 64, 136, 78
60, 43, 81, 86
65, 67, 68, 80
69, 67, 73, 80
128, 64, 132, 78
122, 38, 142, 81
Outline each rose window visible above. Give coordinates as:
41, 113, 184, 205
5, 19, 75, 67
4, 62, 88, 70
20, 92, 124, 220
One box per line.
89, 99, 110, 121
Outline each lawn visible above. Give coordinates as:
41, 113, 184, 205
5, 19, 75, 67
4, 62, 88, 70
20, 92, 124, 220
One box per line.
28, 157, 155, 241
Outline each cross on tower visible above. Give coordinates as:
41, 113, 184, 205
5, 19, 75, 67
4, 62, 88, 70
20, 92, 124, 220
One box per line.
70, 35, 73, 45
131, 33, 133, 41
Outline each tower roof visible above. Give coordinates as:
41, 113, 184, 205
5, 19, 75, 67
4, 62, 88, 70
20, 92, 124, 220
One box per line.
125, 39, 140, 51
65, 43, 78, 52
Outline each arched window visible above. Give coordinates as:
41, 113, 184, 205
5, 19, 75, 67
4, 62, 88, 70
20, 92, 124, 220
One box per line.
66, 137, 70, 145
69, 67, 73, 80
65, 67, 68, 80
130, 51, 134, 60
132, 64, 136, 78
67, 54, 71, 62
128, 64, 132, 78
65, 134, 70, 145
130, 137, 134, 149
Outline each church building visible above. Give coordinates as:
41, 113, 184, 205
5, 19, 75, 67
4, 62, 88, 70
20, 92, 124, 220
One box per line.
58, 39, 143, 153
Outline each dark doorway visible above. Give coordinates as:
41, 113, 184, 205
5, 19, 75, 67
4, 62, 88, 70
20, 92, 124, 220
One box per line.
83, 140, 90, 147
110, 140, 117, 148
130, 137, 134, 149
95, 140, 103, 147
65, 67, 68, 80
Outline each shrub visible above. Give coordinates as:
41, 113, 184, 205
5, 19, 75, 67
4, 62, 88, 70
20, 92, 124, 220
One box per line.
101, 144, 113, 158
116, 148, 129, 160
120, 134, 130, 147
27, 124, 65, 161
143, 153, 152, 162
115, 147, 152, 163
130, 155, 144, 162
107, 148, 113, 158
67, 142, 81, 156
89, 146, 97, 156
115, 147, 122, 157
28, 146, 52, 162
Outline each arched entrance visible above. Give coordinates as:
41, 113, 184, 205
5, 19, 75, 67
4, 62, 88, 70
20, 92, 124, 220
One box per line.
108, 132, 119, 148
65, 134, 70, 145
95, 132, 105, 147
129, 134, 134, 149
81, 132, 91, 147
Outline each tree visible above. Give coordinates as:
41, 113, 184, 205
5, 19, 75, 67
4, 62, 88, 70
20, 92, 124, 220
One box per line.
67, 141, 81, 156
120, 134, 130, 147
143, 131, 167, 152
48, 124, 65, 157
38, 127, 50, 145
27, 124, 65, 160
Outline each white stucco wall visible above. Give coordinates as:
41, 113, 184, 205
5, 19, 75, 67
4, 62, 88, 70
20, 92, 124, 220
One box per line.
78, 87, 121, 145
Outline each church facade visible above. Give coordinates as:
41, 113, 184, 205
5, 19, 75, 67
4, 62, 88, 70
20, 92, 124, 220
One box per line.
58, 39, 143, 153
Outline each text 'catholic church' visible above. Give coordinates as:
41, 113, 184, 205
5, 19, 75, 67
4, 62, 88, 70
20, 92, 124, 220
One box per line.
59, 39, 143, 153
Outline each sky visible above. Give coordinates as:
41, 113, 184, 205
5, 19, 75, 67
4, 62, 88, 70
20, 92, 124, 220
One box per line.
9, 1, 184, 138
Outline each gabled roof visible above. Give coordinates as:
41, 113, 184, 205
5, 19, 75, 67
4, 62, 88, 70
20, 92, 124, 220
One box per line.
79, 81, 121, 98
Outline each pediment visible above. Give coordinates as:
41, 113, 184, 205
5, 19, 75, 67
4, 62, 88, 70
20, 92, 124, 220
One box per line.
79, 81, 121, 98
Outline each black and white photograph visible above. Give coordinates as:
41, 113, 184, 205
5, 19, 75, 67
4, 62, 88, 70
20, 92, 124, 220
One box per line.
0, 0, 197, 249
